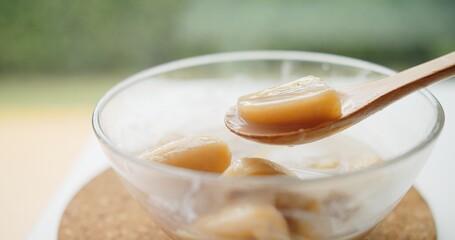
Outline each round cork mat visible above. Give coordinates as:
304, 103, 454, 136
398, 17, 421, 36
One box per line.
58, 169, 436, 240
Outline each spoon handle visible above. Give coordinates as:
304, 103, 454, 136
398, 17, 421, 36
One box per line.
347, 51, 455, 112
377, 51, 455, 90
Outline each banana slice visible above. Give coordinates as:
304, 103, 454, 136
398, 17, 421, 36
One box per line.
223, 157, 296, 177
139, 136, 231, 173
189, 203, 291, 240
237, 76, 341, 127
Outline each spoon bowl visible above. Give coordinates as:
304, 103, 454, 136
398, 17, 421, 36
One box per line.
225, 52, 455, 145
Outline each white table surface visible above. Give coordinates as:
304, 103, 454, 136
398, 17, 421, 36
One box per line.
29, 81, 455, 240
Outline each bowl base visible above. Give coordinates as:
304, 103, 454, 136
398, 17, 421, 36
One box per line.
58, 169, 436, 240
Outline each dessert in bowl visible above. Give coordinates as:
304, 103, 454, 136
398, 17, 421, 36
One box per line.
93, 51, 443, 239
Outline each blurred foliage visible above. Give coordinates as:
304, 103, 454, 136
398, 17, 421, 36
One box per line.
1, 0, 454, 75
0, 74, 120, 106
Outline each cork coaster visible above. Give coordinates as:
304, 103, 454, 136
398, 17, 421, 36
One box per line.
58, 169, 436, 239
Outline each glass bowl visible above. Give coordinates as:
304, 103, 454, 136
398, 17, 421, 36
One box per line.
92, 51, 444, 240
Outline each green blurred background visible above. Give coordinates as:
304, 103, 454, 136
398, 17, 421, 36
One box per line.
1, 0, 454, 107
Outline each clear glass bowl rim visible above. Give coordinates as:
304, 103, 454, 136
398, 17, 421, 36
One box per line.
92, 51, 445, 185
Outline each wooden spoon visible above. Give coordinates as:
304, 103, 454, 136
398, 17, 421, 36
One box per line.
225, 51, 455, 145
